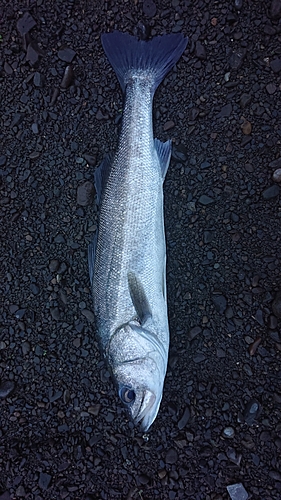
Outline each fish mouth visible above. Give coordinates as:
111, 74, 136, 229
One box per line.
133, 390, 158, 432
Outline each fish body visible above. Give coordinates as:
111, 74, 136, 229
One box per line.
89, 31, 187, 431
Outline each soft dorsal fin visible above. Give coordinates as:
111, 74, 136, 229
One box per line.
128, 272, 152, 325
154, 138, 172, 179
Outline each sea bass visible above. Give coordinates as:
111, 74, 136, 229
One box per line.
89, 31, 187, 431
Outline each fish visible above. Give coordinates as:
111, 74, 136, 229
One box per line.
88, 30, 188, 431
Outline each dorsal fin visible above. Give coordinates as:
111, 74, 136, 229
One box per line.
128, 272, 152, 325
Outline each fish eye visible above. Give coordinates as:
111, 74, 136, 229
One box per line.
119, 387, 136, 404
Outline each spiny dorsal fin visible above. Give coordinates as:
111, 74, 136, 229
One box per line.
128, 271, 152, 325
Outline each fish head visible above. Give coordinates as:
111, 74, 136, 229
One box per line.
107, 320, 167, 431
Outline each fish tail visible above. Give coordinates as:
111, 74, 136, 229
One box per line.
101, 31, 188, 93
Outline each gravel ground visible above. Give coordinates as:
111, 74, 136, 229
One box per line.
1, 1, 281, 499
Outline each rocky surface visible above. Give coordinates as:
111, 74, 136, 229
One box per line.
0, 0, 281, 499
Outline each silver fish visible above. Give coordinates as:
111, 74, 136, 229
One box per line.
89, 31, 188, 431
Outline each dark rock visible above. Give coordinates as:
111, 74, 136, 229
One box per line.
239, 93, 251, 108
217, 103, 232, 118
17, 12, 36, 36
272, 291, 281, 318
270, 0, 281, 19
0, 155, 7, 167
198, 194, 215, 205
0, 380, 15, 399
195, 41, 206, 59
142, 0, 157, 17
58, 47, 76, 63
163, 120, 175, 131
212, 294, 227, 313
229, 49, 247, 70
243, 399, 261, 425
165, 448, 178, 464
77, 181, 95, 206
262, 185, 280, 200
188, 326, 201, 340
38, 472, 52, 490
61, 65, 74, 89
270, 58, 281, 73
178, 406, 190, 430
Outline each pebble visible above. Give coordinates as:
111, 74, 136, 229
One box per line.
142, 0, 156, 17
270, 58, 281, 73
50, 307, 60, 321
195, 41, 206, 59
262, 185, 280, 200
188, 326, 201, 340
33, 72, 43, 87
243, 399, 261, 425
83, 154, 96, 166
32, 123, 39, 134
272, 291, 281, 318
58, 47, 76, 63
163, 120, 175, 131
227, 483, 248, 500
249, 337, 262, 356
239, 93, 251, 108
241, 118, 252, 135
38, 472, 52, 490
178, 406, 190, 430
212, 294, 227, 314
0, 155, 7, 167
61, 65, 74, 89
193, 353, 206, 363
17, 12, 36, 36
270, 0, 281, 19
81, 309, 95, 323
229, 49, 246, 70
49, 259, 60, 272
77, 181, 95, 206
223, 427, 235, 438
217, 103, 232, 118
266, 83, 276, 95
198, 195, 215, 205
26, 42, 40, 65
273, 168, 281, 182
165, 448, 178, 464
0, 380, 15, 398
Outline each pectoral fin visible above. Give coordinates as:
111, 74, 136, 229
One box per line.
128, 272, 152, 325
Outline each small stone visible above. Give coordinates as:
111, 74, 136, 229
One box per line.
81, 309, 95, 323
270, 0, 281, 19
54, 234, 66, 243
58, 47, 76, 63
0, 381, 15, 398
249, 337, 262, 356
26, 42, 40, 65
38, 472, 52, 490
223, 427, 235, 438
262, 185, 280, 200
270, 58, 281, 73
15, 486, 25, 498
77, 181, 95, 206
32, 123, 39, 134
241, 118, 252, 135
30, 283, 40, 295
229, 49, 246, 70
188, 326, 201, 340
0, 155, 7, 167
212, 294, 227, 314
165, 448, 178, 464
198, 195, 215, 205
178, 406, 190, 430
273, 168, 281, 183
195, 41, 206, 59
49, 259, 60, 272
266, 83, 276, 95
227, 483, 248, 500
88, 404, 101, 416
272, 291, 281, 318
243, 399, 261, 425
50, 307, 60, 321
142, 0, 157, 17
33, 72, 44, 87
22, 341, 31, 355
4, 62, 13, 75
193, 353, 206, 363
61, 65, 74, 89
239, 93, 251, 108
163, 120, 175, 131
218, 103, 232, 118
83, 154, 96, 166
17, 12, 36, 36
189, 107, 200, 121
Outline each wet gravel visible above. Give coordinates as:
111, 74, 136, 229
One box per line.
1, 0, 281, 499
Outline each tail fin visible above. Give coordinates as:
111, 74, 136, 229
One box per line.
101, 31, 188, 93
